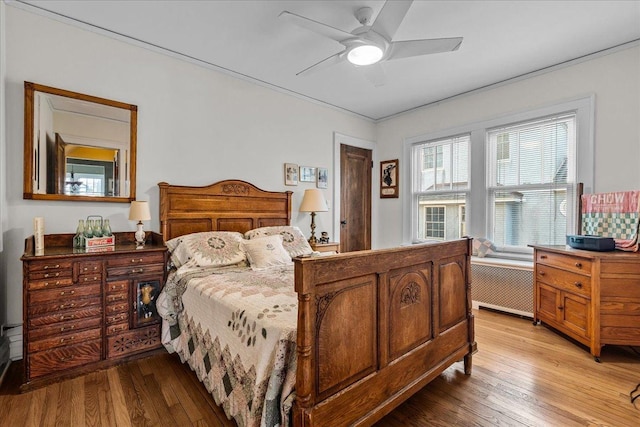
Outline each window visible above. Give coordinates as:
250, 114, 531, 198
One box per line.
423, 145, 443, 169
425, 206, 445, 238
404, 97, 594, 257
412, 135, 469, 241
487, 114, 576, 249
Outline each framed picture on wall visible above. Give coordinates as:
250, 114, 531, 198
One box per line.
284, 163, 298, 186
380, 159, 399, 198
300, 166, 316, 183
317, 167, 328, 188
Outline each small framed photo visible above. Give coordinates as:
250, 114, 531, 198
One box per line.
284, 163, 298, 186
380, 159, 399, 198
317, 167, 328, 189
300, 166, 316, 183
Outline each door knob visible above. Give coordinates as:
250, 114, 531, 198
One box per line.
340, 220, 347, 225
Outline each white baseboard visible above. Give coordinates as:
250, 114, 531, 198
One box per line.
5, 325, 23, 361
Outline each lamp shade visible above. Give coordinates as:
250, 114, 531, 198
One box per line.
129, 201, 151, 221
299, 189, 328, 212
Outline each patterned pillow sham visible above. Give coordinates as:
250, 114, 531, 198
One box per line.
244, 226, 313, 258
166, 231, 246, 269
239, 234, 292, 270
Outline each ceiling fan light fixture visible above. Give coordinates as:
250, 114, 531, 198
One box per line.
347, 44, 384, 66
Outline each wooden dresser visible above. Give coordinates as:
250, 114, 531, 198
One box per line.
531, 244, 640, 361
21, 232, 167, 390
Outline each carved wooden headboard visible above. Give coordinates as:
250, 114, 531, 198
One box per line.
158, 180, 293, 241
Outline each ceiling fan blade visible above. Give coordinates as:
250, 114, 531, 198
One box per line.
370, 0, 413, 41
360, 62, 387, 87
279, 11, 352, 42
297, 50, 346, 76
388, 37, 463, 60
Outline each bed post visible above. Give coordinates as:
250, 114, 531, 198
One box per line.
293, 259, 313, 426
158, 182, 169, 239
464, 236, 477, 374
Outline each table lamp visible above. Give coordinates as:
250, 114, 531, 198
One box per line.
299, 189, 328, 244
129, 201, 151, 247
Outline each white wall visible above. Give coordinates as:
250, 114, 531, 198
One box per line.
2, 6, 375, 328
375, 44, 640, 248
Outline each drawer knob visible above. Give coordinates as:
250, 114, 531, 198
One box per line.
575, 262, 582, 268
60, 336, 75, 344
60, 325, 75, 332
59, 303, 76, 310
44, 281, 60, 287
574, 282, 583, 289
131, 258, 143, 263
539, 271, 545, 276
44, 264, 60, 270
60, 290, 75, 296
60, 314, 76, 321
540, 255, 547, 259
131, 268, 144, 274
557, 306, 564, 311
44, 273, 60, 278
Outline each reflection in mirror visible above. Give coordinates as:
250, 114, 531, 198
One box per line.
24, 82, 137, 203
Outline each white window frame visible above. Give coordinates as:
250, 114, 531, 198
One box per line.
403, 96, 594, 257
424, 205, 446, 239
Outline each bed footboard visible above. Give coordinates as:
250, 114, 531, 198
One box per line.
293, 238, 475, 426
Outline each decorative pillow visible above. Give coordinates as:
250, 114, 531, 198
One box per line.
240, 235, 292, 270
244, 226, 313, 258
472, 237, 496, 258
165, 231, 246, 268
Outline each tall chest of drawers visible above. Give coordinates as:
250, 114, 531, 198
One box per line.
532, 244, 640, 361
21, 232, 167, 390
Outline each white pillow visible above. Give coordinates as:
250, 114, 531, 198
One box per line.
166, 231, 246, 268
244, 226, 313, 258
240, 235, 292, 270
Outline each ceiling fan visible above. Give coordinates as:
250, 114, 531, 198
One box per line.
279, 0, 463, 85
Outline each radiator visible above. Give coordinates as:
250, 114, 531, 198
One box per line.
471, 258, 534, 317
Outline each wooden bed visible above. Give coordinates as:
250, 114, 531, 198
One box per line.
159, 179, 476, 426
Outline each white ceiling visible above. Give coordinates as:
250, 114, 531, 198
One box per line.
11, 0, 640, 121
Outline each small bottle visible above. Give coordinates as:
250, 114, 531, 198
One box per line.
93, 219, 103, 238
73, 219, 85, 248
84, 219, 94, 239
102, 219, 112, 237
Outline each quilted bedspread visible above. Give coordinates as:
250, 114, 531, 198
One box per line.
157, 265, 298, 427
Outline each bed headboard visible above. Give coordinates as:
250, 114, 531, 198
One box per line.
158, 180, 293, 241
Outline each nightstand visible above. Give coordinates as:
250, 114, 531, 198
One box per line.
310, 242, 340, 254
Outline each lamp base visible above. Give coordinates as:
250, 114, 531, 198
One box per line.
134, 222, 146, 248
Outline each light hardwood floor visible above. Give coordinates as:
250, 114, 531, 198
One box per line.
1, 309, 639, 426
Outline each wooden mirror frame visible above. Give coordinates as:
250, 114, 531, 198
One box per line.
23, 81, 137, 203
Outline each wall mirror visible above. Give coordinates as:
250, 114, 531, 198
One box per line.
24, 81, 137, 203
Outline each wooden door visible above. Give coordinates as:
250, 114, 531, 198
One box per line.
340, 144, 372, 252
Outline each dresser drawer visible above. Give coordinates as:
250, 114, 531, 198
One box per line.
106, 253, 165, 268
28, 339, 102, 379
77, 261, 102, 274
28, 298, 101, 317
106, 312, 129, 325
106, 280, 128, 294
28, 305, 102, 327
106, 322, 129, 336
77, 273, 102, 285
536, 251, 592, 275
536, 265, 591, 297
27, 277, 74, 291
28, 328, 101, 352
106, 301, 128, 315
107, 264, 164, 279
27, 259, 73, 273
28, 283, 101, 304
107, 326, 160, 359
29, 316, 101, 341
106, 292, 128, 304
28, 269, 72, 281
